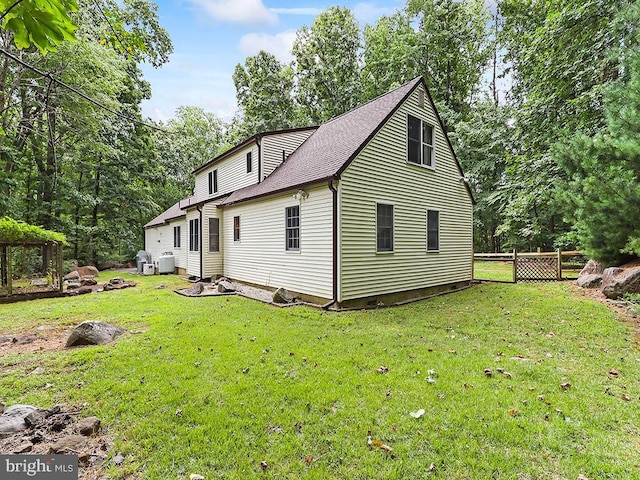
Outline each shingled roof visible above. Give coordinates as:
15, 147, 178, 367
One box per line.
144, 195, 195, 228
220, 77, 424, 206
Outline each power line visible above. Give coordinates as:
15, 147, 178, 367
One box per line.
0, 47, 175, 134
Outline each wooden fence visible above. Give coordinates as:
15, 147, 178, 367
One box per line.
473, 249, 586, 283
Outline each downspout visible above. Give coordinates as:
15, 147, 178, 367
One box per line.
322, 179, 338, 310
197, 205, 203, 281
257, 134, 262, 183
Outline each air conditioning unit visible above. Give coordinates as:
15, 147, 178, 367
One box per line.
143, 263, 155, 275
157, 252, 175, 274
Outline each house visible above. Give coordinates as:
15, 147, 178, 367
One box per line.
144, 77, 474, 308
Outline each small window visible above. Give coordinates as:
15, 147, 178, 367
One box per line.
427, 210, 439, 251
173, 226, 181, 248
189, 218, 199, 252
208, 170, 218, 195
233, 216, 240, 242
246, 151, 252, 173
408, 114, 434, 167
285, 206, 300, 251
209, 218, 219, 252
376, 203, 394, 252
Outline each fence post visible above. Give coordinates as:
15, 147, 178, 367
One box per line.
7, 246, 12, 295
512, 248, 518, 283
557, 248, 562, 280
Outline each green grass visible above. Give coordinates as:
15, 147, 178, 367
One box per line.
473, 260, 514, 282
2, 274, 639, 479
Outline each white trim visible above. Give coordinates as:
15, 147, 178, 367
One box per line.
426, 208, 440, 253
407, 113, 436, 169
375, 202, 394, 254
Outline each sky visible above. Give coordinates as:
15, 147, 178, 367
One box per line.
140, 0, 405, 123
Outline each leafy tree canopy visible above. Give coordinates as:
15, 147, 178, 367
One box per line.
0, 216, 67, 243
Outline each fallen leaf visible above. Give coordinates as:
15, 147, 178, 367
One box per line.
507, 409, 519, 416
376, 365, 389, 374
304, 455, 314, 464
502, 371, 512, 378
621, 394, 631, 402
386, 390, 392, 398
577, 475, 593, 480
242, 366, 250, 374
189, 474, 205, 480
609, 368, 619, 377
410, 409, 425, 418
449, 349, 457, 354
484, 368, 493, 377
391, 424, 397, 431
260, 461, 268, 470
429, 462, 436, 471
372, 439, 393, 451
560, 382, 572, 390
367, 430, 372, 446
175, 409, 183, 416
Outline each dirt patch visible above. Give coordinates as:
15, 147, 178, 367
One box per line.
570, 282, 639, 326
0, 325, 75, 355
0, 405, 116, 480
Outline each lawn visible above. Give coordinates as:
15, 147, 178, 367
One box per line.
1, 274, 639, 479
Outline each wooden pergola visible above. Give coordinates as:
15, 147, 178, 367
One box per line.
0, 239, 65, 303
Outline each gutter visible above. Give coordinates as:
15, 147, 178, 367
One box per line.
257, 134, 262, 183
322, 179, 339, 310
197, 205, 203, 281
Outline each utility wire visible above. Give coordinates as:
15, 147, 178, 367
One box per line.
0, 47, 175, 134
90, 0, 128, 54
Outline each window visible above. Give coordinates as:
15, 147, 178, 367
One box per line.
408, 114, 434, 167
246, 151, 252, 173
189, 218, 199, 252
285, 206, 300, 251
173, 226, 181, 248
209, 218, 219, 252
233, 216, 240, 242
376, 203, 394, 252
208, 169, 218, 195
427, 210, 439, 251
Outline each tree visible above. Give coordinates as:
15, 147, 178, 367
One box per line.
292, 6, 362, 124
0, 0, 78, 54
232, 51, 299, 138
554, 3, 640, 265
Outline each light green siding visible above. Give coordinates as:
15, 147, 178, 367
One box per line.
202, 202, 223, 278
194, 144, 258, 202
261, 130, 315, 179
339, 84, 473, 301
223, 184, 333, 299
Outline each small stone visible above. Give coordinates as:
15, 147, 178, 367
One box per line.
81, 278, 98, 286
112, 452, 125, 466
77, 286, 93, 295
49, 435, 87, 453
77, 416, 101, 436
14, 442, 33, 453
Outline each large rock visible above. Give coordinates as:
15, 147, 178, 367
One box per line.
0, 405, 40, 437
576, 274, 602, 289
77, 417, 101, 436
579, 259, 604, 276
81, 277, 98, 286
66, 321, 125, 347
218, 280, 235, 293
49, 435, 87, 454
273, 287, 296, 304
601, 266, 640, 299
184, 282, 204, 295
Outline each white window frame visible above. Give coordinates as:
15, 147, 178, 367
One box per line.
189, 218, 199, 252
407, 114, 435, 169
426, 209, 440, 252
173, 225, 181, 248
208, 217, 220, 252
285, 205, 300, 252
246, 151, 252, 173
376, 203, 394, 253
233, 216, 240, 243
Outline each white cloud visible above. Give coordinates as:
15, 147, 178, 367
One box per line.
238, 30, 297, 63
352, 2, 396, 24
269, 7, 323, 16
185, 0, 277, 25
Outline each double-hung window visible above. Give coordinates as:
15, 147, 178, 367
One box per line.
246, 152, 252, 173
208, 169, 218, 195
376, 203, 394, 252
408, 114, 434, 167
173, 226, 181, 248
189, 218, 199, 252
209, 218, 220, 252
426, 210, 439, 251
285, 206, 300, 251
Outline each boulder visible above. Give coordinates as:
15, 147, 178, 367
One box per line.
0, 405, 40, 437
30, 278, 49, 287
66, 321, 125, 348
218, 280, 235, 293
576, 274, 602, 289
77, 286, 94, 295
602, 267, 623, 285
273, 287, 296, 304
64, 270, 80, 282
109, 277, 125, 285
601, 266, 640, 299
579, 259, 604, 276
81, 277, 97, 286
66, 282, 82, 290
